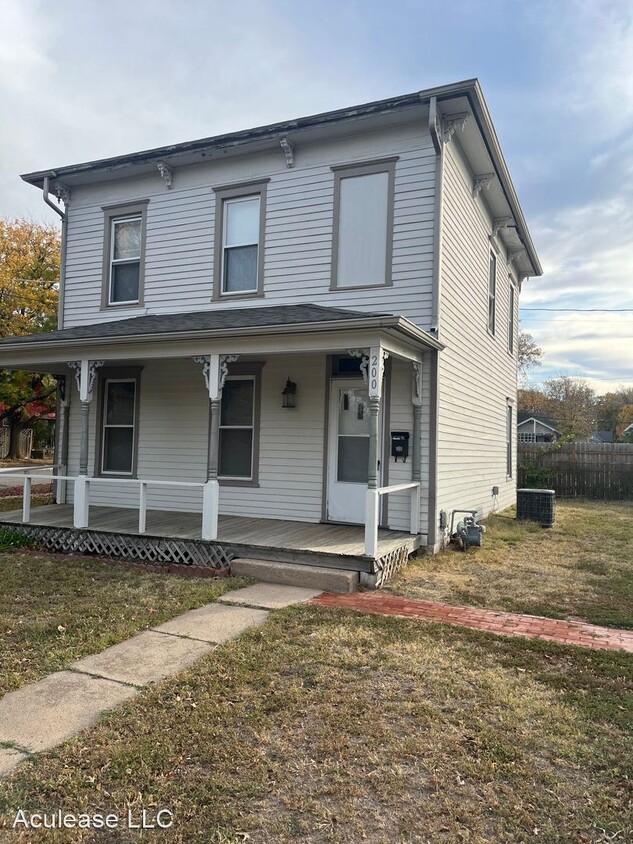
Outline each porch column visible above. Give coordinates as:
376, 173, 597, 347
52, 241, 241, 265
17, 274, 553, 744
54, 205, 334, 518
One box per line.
195, 353, 233, 542
364, 346, 386, 558
54, 376, 70, 504
68, 359, 103, 528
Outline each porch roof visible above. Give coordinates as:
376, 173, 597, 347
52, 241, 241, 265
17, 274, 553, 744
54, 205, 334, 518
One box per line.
0, 304, 443, 368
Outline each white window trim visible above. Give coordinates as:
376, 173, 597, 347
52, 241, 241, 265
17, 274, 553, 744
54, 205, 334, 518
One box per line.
218, 375, 255, 481
330, 158, 397, 291
109, 215, 142, 306
100, 378, 137, 477
212, 180, 268, 301
221, 195, 261, 296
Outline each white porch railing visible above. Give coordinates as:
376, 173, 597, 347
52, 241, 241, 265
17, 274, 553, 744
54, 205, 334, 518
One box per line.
16, 474, 218, 541
365, 481, 420, 558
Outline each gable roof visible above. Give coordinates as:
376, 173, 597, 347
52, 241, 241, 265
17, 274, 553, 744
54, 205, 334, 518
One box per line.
517, 411, 560, 434
20, 79, 541, 278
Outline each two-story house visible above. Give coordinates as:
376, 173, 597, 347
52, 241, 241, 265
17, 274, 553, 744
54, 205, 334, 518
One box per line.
0, 79, 541, 588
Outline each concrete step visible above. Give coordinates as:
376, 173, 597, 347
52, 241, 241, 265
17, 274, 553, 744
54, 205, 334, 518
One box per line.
230, 557, 359, 594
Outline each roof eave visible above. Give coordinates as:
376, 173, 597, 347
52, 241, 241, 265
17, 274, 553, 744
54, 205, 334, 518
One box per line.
0, 315, 444, 355
455, 80, 542, 276
19, 79, 480, 188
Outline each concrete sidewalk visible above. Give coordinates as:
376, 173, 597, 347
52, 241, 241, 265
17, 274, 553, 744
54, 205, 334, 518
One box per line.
0, 582, 321, 777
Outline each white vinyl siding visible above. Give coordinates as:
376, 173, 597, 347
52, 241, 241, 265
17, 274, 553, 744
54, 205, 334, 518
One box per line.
66, 356, 327, 521
435, 141, 519, 533
63, 354, 430, 536
336, 171, 389, 287
61, 122, 436, 329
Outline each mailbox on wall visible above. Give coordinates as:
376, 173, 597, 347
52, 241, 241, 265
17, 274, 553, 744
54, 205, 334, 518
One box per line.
391, 431, 410, 462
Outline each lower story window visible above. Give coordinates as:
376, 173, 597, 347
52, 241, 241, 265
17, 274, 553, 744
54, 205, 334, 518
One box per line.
219, 377, 255, 479
101, 379, 137, 475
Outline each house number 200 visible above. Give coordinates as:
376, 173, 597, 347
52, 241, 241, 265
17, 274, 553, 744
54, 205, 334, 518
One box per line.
370, 354, 379, 392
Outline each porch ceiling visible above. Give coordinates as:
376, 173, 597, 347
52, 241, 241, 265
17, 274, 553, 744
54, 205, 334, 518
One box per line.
0, 304, 442, 371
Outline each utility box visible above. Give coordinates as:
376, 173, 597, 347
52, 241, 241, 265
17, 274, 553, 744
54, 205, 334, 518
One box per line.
517, 488, 555, 528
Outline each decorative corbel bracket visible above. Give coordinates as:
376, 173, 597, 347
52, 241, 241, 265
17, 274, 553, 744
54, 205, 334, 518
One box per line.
472, 173, 495, 199
280, 137, 294, 168
54, 183, 71, 209
193, 354, 240, 392
156, 161, 173, 189
507, 247, 526, 269
68, 360, 105, 400
348, 348, 369, 385
491, 216, 515, 238
192, 356, 211, 391
219, 354, 239, 390
442, 112, 469, 144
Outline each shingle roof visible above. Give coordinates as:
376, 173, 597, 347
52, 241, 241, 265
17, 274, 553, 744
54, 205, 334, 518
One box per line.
0, 304, 391, 346
517, 411, 560, 431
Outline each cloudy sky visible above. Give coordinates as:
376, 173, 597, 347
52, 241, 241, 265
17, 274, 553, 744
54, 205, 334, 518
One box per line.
1, 0, 631, 393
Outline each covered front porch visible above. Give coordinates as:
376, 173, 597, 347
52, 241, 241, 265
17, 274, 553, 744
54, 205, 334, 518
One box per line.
0, 502, 419, 572
0, 304, 442, 572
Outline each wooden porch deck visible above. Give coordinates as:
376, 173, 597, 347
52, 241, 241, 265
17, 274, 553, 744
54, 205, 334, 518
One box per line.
0, 504, 420, 571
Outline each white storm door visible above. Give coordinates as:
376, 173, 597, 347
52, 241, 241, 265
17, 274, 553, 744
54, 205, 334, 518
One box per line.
327, 380, 374, 524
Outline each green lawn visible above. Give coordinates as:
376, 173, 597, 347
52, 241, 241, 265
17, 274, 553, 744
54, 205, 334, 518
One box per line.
0, 605, 630, 843
0, 546, 247, 697
390, 500, 633, 628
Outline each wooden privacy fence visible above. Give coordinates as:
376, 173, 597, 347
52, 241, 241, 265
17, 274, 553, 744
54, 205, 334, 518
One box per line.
518, 442, 633, 500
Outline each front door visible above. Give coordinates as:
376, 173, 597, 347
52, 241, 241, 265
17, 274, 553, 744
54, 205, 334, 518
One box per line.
327, 379, 377, 524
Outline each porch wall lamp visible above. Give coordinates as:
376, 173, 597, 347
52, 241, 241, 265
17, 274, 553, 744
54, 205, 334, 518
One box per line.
282, 378, 297, 409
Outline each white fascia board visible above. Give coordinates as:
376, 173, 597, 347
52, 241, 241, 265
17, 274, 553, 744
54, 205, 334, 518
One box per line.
0, 322, 440, 371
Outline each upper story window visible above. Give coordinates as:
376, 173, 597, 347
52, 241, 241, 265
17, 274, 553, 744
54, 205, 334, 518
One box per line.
488, 251, 497, 335
102, 201, 148, 308
213, 180, 268, 299
331, 158, 396, 290
508, 281, 515, 354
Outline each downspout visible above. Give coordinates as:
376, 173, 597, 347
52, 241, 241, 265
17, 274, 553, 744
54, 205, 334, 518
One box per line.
428, 96, 444, 337
426, 96, 444, 551
42, 175, 67, 330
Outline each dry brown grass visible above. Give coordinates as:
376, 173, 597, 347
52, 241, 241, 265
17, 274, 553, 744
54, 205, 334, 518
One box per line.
0, 549, 247, 696
390, 500, 633, 628
0, 606, 630, 843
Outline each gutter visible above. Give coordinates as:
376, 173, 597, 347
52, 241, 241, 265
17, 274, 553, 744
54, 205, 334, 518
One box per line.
42, 176, 67, 330
428, 97, 444, 336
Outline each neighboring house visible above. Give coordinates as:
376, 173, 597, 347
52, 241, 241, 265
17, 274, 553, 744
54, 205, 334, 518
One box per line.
590, 430, 615, 444
517, 411, 561, 444
0, 79, 541, 580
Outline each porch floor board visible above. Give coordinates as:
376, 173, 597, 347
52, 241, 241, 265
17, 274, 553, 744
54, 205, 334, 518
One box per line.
0, 504, 419, 562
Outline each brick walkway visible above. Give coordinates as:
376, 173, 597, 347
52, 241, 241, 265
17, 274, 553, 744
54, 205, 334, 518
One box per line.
311, 592, 633, 653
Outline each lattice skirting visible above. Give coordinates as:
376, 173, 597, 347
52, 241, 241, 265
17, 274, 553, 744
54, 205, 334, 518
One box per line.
1, 524, 234, 569
374, 544, 412, 588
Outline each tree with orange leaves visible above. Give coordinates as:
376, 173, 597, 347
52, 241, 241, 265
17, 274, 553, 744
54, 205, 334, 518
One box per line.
0, 218, 60, 459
